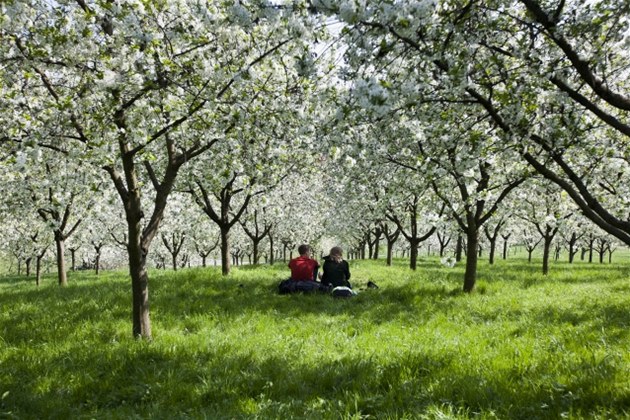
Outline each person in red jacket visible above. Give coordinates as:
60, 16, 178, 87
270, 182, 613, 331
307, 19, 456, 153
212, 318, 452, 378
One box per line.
288, 244, 320, 281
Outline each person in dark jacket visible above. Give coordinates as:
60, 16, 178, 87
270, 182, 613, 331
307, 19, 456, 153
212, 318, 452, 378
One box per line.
321, 246, 351, 289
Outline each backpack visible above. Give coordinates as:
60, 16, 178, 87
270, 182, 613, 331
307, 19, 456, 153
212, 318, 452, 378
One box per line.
331, 286, 356, 298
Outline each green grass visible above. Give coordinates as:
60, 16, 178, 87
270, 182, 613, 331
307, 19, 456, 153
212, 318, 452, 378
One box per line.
1, 258, 630, 419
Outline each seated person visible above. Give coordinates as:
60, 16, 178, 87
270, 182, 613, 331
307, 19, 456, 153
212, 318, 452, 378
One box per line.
321, 246, 351, 289
288, 244, 319, 281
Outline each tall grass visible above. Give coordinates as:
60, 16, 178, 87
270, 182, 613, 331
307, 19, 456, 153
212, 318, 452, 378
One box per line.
1, 258, 629, 419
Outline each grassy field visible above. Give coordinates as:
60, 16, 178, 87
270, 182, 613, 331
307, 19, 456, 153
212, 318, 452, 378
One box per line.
1, 257, 629, 419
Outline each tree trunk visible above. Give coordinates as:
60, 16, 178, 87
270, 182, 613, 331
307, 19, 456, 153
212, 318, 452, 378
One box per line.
95, 252, 101, 276
488, 238, 496, 265
455, 234, 463, 262
554, 243, 560, 261
437, 233, 451, 258
269, 235, 274, 265
542, 237, 552, 275
409, 239, 419, 270
502, 235, 510, 259
463, 228, 478, 293
55, 234, 67, 286
220, 227, 230, 275
25, 257, 32, 277
253, 240, 259, 265
128, 243, 151, 339
386, 241, 394, 266
373, 235, 380, 260
125, 191, 152, 339
70, 248, 77, 271
528, 249, 533, 262
568, 234, 576, 263
36, 252, 45, 286
367, 238, 374, 259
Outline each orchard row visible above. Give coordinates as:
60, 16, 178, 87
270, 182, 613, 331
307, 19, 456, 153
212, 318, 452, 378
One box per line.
1, 0, 628, 338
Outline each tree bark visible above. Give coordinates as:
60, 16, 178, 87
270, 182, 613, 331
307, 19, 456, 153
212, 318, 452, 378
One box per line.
55, 233, 67, 286
36, 250, 46, 286
220, 227, 230, 276
455, 234, 463, 262
555, 243, 561, 261
568, 233, 577, 263
542, 237, 552, 275
463, 228, 478, 293
70, 248, 78, 271
502, 234, 511, 259
128, 247, 151, 339
409, 239, 419, 270
382, 224, 399, 266
252, 241, 259, 265
437, 232, 451, 257
95, 252, 101, 275
25, 257, 32, 277
373, 233, 381, 260
386, 241, 394, 266
126, 205, 151, 339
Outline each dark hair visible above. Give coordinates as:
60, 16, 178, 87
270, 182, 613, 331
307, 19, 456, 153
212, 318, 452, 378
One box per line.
298, 244, 310, 255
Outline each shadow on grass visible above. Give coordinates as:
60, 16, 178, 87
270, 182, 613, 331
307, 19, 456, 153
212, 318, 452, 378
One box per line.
0, 275, 131, 346
2, 337, 628, 419
4, 262, 630, 345
151, 271, 461, 328
0, 267, 454, 348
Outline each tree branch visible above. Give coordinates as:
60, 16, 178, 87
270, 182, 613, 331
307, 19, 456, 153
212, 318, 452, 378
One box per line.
549, 76, 630, 137
520, 0, 630, 111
